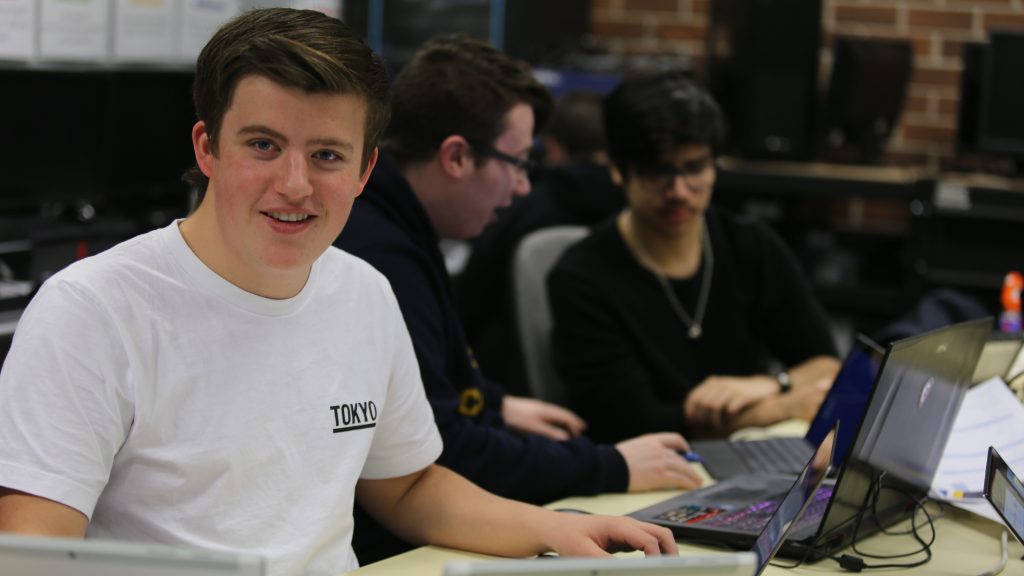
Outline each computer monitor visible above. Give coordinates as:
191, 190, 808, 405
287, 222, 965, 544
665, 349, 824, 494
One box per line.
955, 41, 987, 155
100, 70, 197, 226
0, 70, 108, 216
707, 0, 823, 161
503, 0, 588, 66
0, 69, 196, 225
342, 0, 588, 70
977, 31, 1024, 171
379, 0, 491, 70
819, 37, 912, 164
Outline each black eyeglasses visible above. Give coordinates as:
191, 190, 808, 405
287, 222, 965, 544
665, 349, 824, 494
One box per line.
467, 139, 536, 174
633, 155, 715, 193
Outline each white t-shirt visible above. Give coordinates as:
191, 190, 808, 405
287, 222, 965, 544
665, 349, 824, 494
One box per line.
0, 222, 443, 576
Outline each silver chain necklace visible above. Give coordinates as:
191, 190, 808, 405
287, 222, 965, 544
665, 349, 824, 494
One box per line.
633, 223, 713, 340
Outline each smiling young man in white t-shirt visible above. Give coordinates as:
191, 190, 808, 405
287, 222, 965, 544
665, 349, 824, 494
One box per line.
0, 9, 676, 576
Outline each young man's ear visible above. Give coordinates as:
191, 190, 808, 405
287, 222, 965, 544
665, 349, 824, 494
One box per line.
355, 147, 380, 196
192, 121, 215, 178
437, 135, 475, 180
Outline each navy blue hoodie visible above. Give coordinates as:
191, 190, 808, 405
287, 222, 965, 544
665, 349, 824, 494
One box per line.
335, 154, 627, 563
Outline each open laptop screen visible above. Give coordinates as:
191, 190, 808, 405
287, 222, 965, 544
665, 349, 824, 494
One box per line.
804, 336, 883, 469
751, 425, 835, 572
984, 446, 1024, 546
851, 318, 990, 488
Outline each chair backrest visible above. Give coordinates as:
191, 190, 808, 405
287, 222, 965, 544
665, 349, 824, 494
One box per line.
512, 226, 588, 404
0, 309, 21, 369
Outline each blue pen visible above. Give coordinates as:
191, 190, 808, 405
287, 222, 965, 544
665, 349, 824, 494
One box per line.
680, 450, 703, 463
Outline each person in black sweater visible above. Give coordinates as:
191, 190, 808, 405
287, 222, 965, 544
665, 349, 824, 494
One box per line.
456, 92, 625, 395
335, 36, 703, 564
548, 72, 841, 443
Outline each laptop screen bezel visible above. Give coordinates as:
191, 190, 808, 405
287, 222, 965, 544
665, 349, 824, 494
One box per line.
984, 445, 1024, 546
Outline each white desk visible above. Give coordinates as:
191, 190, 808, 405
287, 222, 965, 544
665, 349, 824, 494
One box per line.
346, 483, 1023, 576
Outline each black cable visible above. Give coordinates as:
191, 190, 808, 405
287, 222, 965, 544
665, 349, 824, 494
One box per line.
850, 479, 936, 561
790, 471, 939, 571
771, 486, 881, 570
841, 474, 934, 570
759, 470, 948, 572
768, 475, 897, 571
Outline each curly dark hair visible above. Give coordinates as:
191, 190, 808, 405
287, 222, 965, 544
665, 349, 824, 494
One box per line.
603, 71, 725, 180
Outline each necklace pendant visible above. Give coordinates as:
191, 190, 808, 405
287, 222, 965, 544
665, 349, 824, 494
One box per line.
688, 324, 703, 339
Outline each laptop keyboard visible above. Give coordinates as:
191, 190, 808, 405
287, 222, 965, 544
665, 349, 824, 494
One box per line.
732, 438, 812, 474
654, 503, 728, 525
655, 485, 834, 535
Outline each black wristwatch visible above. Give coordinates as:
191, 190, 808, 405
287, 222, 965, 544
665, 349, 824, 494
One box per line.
775, 371, 792, 394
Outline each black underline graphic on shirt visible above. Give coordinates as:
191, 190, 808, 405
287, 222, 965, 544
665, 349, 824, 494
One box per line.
333, 423, 377, 433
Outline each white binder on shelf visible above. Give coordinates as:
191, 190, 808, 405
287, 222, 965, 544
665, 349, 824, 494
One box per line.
180, 0, 237, 62
0, 0, 35, 61
114, 0, 178, 62
40, 0, 111, 62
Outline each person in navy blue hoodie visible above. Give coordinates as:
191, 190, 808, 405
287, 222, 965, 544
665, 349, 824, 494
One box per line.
335, 34, 703, 564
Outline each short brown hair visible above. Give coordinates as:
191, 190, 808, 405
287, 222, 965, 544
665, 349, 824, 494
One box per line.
382, 34, 553, 169
184, 7, 390, 194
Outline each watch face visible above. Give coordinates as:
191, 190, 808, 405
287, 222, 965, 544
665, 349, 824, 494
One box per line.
776, 371, 792, 393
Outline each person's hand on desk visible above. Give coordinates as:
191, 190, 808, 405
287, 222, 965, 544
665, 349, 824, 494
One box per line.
775, 377, 831, 422
779, 356, 841, 421
502, 396, 587, 441
684, 375, 778, 432
684, 356, 840, 434
535, 512, 678, 557
615, 433, 704, 491
730, 371, 836, 428
356, 463, 678, 561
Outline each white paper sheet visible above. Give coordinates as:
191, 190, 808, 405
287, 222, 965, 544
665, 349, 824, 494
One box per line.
930, 377, 1024, 523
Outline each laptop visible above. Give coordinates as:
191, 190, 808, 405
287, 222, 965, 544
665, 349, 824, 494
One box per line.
849, 318, 990, 489
442, 555, 753, 576
0, 533, 265, 576
984, 446, 1024, 546
442, 423, 837, 576
630, 318, 991, 560
691, 334, 885, 479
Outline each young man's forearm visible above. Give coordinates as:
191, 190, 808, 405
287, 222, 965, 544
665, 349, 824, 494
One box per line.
355, 464, 677, 558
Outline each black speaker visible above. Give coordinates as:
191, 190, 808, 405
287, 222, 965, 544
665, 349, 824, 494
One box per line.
707, 0, 823, 161
820, 37, 912, 164
504, 0, 588, 66
955, 42, 986, 154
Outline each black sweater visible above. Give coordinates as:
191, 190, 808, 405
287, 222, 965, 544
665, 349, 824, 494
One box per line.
548, 208, 838, 443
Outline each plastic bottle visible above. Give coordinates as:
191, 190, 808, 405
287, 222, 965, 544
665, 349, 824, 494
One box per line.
1000, 271, 1023, 335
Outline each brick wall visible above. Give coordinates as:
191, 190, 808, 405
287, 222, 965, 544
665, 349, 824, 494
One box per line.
589, 0, 1024, 168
